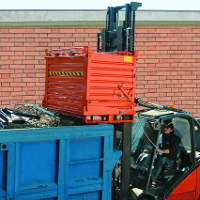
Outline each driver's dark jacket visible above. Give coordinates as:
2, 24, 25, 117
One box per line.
159, 131, 180, 162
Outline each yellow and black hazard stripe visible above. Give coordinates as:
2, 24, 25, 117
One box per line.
48, 71, 84, 76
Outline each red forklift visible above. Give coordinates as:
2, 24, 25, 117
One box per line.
113, 98, 200, 200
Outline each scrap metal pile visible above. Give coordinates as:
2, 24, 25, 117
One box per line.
0, 103, 60, 129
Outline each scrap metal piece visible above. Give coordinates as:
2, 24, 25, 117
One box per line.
0, 102, 60, 129
24, 104, 54, 116
0, 122, 4, 129
0, 109, 9, 124
0, 107, 34, 125
28, 114, 60, 128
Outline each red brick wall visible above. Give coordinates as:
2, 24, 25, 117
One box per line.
0, 27, 200, 118
0, 28, 101, 108
135, 27, 200, 118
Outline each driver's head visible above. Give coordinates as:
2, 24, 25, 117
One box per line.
164, 122, 174, 134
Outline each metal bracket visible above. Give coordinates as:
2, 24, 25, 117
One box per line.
149, 120, 161, 131
118, 85, 134, 105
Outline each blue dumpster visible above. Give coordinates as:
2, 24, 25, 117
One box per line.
0, 124, 121, 200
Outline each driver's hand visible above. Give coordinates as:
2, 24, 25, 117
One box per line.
144, 149, 149, 153
157, 148, 162, 153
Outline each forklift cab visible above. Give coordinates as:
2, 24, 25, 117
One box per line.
128, 109, 200, 200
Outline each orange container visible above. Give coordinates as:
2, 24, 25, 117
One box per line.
43, 46, 138, 124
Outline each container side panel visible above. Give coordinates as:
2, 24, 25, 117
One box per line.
69, 137, 103, 182
69, 162, 102, 180
19, 141, 58, 187
0, 125, 119, 200
68, 192, 101, 200
86, 53, 136, 116
0, 150, 6, 190
48, 88, 83, 97
44, 56, 86, 116
70, 137, 103, 161
46, 96, 83, 114
47, 94, 83, 106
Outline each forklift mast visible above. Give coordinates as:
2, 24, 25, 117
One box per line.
97, 2, 142, 54
96, 2, 142, 200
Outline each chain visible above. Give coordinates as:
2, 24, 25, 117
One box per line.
125, 28, 131, 51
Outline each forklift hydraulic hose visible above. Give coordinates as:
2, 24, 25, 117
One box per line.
135, 97, 189, 114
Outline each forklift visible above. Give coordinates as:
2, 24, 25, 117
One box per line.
113, 98, 200, 200
98, 2, 200, 200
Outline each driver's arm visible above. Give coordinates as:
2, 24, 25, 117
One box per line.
157, 148, 169, 154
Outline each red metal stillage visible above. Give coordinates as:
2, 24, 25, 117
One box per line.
43, 46, 138, 124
